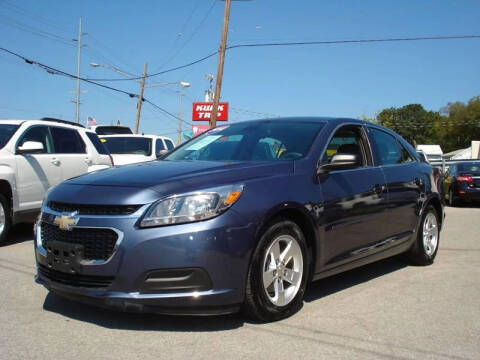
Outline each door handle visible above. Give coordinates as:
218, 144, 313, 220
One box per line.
372, 184, 384, 194
50, 157, 60, 166
84, 157, 92, 165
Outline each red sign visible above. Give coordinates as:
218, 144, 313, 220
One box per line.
192, 102, 228, 121
192, 125, 210, 137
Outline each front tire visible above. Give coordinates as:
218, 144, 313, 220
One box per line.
406, 205, 440, 265
244, 219, 309, 322
0, 194, 12, 244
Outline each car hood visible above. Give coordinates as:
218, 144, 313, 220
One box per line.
62, 160, 294, 199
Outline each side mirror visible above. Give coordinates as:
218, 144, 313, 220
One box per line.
156, 149, 170, 159
17, 141, 44, 154
317, 153, 360, 174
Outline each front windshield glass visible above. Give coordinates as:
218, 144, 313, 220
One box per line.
457, 162, 480, 175
165, 121, 325, 162
100, 137, 152, 156
0, 124, 19, 149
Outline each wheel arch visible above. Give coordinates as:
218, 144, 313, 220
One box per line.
0, 179, 13, 214
254, 203, 319, 282
424, 194, 444, 230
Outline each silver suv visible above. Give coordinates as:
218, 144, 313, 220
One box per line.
0, 118, 113, 242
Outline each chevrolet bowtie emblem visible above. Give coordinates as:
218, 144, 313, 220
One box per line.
53, 212, 79, 231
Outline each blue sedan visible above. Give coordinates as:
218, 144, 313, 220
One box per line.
35, 118, 444, 321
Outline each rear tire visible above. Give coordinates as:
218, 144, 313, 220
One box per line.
0, 194, 12, 244
244, 219, 309, 322
406, 205, 439, 266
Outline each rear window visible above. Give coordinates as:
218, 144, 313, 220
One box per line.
101, 137, 152, 156
86, 132, 109, 155
95, 126, 133, 135
0, 124, 19, 149
457, 162, 480, 175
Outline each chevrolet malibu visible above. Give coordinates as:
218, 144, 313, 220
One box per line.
35, 118, 444, 321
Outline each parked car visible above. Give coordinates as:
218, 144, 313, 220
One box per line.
0, 118, 113, 242
89, 125, 133, 135
34, 118, 443, 321
444, 161, 480, 206
99, 134, 175, 165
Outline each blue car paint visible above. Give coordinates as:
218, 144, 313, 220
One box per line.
34, 117, 443, 314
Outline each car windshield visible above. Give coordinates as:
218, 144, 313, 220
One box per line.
100, 137, 152, 156
0, 124, 19, 149
457, 162, 480, 175
165, 120, 325, 162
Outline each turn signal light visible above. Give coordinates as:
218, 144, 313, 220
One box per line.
224, 190, 242, 205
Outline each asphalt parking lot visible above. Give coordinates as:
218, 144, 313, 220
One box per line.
0, 206, 479, 360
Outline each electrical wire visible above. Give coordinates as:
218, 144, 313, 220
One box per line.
83, 34, 480, 81
143, 99, 193, 126
0, 46, 193, 127
151, 0, 217, 73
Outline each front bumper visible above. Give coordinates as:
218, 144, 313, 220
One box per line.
35, 206, 258, 315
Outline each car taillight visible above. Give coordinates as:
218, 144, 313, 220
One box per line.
109, 154, 114, 166
456, 175, 473, 182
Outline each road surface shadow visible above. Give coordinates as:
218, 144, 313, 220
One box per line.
0, 223, 34, 247
42, 257, 407, 331
304, 257, 407, 302
43, 292, 246, 331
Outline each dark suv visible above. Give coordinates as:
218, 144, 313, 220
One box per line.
34, 118, 444, 321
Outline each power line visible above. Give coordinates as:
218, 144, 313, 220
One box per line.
83, 34, 480, 81
151, 0, 217, 73
143, 99, 193, 126
0, 46, 192, 127
0, 47, 138, 97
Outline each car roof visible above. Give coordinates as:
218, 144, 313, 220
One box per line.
99, 134, 168, 139
0, 119, 85, 130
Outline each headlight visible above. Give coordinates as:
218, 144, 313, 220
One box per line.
139, 184, 244, 227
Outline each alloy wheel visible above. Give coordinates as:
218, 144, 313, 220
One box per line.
262, 234, 303, 307
422, 212, 439, 256
0, 202, 5, 237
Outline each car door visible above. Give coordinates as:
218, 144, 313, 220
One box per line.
49, 126, 88, 181
367, 127, 422, 239
319, 124, 389, 267
14, 125, 61, 211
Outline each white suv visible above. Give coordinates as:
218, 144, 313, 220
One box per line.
0, 118, 113, 242
99, 134, 175, 165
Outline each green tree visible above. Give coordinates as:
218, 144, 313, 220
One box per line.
435, 97, 480, 153
376, 104, 441, 146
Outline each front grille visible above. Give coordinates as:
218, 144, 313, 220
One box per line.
47, 201, 141, 215
38, 264, 114, 288
41, 222, 118, 261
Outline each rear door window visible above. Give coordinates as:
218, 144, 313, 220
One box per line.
164, 139, 175, 150
369, 128, 405, 166
50, 127, 86, 154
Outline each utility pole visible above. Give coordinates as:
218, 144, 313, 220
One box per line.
74, 17, 82, 123
177, 88, 184, 145
134, 62, 148, 134
210, 0, 231, 129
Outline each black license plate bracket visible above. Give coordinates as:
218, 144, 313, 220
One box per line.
45, 240, 84, 274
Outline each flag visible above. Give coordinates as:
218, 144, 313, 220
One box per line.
87, 116, 97, 126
